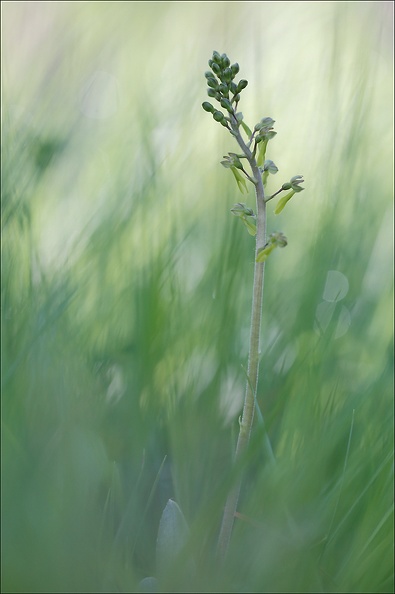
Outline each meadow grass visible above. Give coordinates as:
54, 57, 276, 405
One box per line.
1, 2, 393, 592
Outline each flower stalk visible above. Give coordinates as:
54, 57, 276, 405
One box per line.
202, 51, 304, 562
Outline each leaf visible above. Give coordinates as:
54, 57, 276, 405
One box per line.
240, 120, 252, 138
256, 243, 276, 263
274, 190, 296, 215
241, 216, 257, 236
230, 167, 248, 194
156, 499, 190, 576
261, 170, 269, 188
257, 139, 268, 167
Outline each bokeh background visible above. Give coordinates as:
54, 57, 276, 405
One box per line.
2, 2, 393, 592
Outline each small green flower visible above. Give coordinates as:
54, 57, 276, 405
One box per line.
256, 232, 288, 262
269, 231, 288, 247
274, 176, 305, 214
230, 203, 255, 217
263, 160, 278, 174
231, 203, 256, 236
289, 175, 304, 192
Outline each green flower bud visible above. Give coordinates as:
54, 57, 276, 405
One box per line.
282, 182, 292, 190
222, 67, 233, 83
218, 83, 229, 95
212, 51, 222, 64
202, 101, 214, 113
208, 59, 214, 68
233, 93, 241, 103
231, 63, 240, 76
207, 77, 218, 89
221, 54, 230, 68
211, 62, 221, 75
237, 79, 248, 92
220, 98, 233, 112
220, 119, 229, 128
205, 71, 213, 79
213, 110, 225, 122
229, 82, 238, 94
207, 88, 216, 98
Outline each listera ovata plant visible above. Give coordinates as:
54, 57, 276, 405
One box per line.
202, 51, 305, 561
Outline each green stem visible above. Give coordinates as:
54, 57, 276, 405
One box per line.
265, 187, 283, 203
217, 115, 267, 562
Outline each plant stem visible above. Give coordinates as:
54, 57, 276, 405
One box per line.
217, 117, 267, 562
265, 187, 283, 203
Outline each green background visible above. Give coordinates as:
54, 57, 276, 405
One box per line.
2, 2, 393, 592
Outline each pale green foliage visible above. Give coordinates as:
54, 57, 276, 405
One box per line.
2, 2, 393, 592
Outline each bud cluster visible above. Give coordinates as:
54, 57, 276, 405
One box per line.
202, 51, 305, 239
202, 51, 248, 127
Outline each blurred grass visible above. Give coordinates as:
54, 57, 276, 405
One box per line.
1, 2, 393, 592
